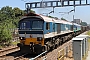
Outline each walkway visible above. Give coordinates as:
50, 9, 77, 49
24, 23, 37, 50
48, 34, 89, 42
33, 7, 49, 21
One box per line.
86, 51, 90, 60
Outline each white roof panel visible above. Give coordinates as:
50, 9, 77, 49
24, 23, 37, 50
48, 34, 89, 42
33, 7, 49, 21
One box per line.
76, 35, 90, 38
73, 23, 81, 26
72, 37, 84, 41
40, 15, 73, 25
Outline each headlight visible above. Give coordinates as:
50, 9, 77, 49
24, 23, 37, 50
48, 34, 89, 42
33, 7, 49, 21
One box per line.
19, 37, 25, 40
37, 37, 42, 41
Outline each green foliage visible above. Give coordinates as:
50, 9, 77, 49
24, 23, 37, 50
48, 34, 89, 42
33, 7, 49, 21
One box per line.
30, 10, 35, 13
87, 31, 90, 36
0, 6, 35, 46
0, 6, 13, 20
13, 7, 24, 18
11, 41, 20, 45
0, 21, 12, 43
80, 22, 87, 26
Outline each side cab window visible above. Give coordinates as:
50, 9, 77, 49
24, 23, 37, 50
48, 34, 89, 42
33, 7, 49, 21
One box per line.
46, 22, 50, 30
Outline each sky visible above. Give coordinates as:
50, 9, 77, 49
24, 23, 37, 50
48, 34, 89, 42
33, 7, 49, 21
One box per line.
0, 0, 90, 24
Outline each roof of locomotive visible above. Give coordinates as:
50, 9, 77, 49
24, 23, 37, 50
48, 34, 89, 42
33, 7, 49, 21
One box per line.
21, 13, 73, 25
73, 23, 81, 26
39, 14, 73, 25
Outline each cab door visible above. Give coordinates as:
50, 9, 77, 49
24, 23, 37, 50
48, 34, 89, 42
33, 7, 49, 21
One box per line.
53, 23, 55, 32
57, 23, 61, 34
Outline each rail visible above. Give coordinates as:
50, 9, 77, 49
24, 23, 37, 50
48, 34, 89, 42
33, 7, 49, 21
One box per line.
0, 46, 19, 57
29, 51, 47, 60
14, 53, 28, 60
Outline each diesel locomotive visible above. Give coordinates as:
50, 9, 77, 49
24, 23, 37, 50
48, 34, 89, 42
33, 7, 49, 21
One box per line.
17, 13, 85, 54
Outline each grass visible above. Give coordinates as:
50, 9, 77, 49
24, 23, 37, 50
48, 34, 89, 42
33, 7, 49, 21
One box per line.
0, 45, 2, 49
87, 31, 90, 36
86, 31, 90, 52
11, 41, 20, 45
87, 31, 90, 42
0, 41, 20, 49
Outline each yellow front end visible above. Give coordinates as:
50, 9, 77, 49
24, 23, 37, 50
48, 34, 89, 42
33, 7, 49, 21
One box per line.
20, 38, 44, 46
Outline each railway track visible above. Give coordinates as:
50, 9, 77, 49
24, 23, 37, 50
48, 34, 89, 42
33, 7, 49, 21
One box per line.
0, 31, 88, 60
14, 53, 28, 60
30, 31, 88, 60
0, 42, 70, 60
0, 46, 20, 57
34, 40, 72, 60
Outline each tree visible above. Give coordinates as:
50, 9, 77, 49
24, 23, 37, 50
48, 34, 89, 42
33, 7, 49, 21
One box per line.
0, 6, 17, 45
0, 6, 13, 19
80, 22, 87, 26
0, 20, 13, 45
12, 7, 24, 27
13, 7, 24, 18
30, 10, 35, 13
0, 6, 36, 46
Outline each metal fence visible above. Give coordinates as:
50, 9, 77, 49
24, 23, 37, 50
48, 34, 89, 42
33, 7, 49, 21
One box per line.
58, 49, 64, 60
57, 43, 72, 60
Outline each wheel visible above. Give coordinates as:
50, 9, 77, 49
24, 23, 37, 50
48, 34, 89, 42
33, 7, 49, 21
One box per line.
42, 45, 47, 52
55, 44, 57, 49
34, 44, 42, 54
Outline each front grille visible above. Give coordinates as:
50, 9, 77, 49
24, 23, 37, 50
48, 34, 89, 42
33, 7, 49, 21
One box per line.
19, 31, 43, 34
